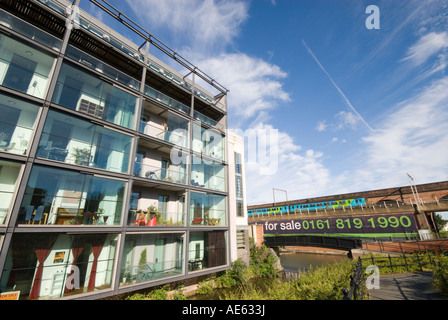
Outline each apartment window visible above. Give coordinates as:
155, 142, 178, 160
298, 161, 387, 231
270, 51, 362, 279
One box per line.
120, 233, 184, 286
0, 233, 118, 300
192, 123, 224, 160
127, 187, 185, 227
190, 192, 226, 226
134, 149, 187, 185
0, 34, 54, 99
17, 165, 126, 226
188, 231, 226, 271
0, 93, 39, 155
139, 107, 189, 148
0, 9, 62, 52
52, 63, 138, 130
0, 160, 22, 225
235, 153, 244, 217
191, 156, 225, 192
36, 110, 132, 173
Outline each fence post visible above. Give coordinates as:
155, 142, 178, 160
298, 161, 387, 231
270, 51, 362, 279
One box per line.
416, 252, 423, 271
388, 254, 394, 273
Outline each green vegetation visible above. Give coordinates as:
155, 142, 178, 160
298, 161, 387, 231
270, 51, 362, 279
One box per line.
124, 241, 448, 300
196, 243, 357, 300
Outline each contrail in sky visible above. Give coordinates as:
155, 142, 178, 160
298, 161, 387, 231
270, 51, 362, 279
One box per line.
301, 39, 375, 132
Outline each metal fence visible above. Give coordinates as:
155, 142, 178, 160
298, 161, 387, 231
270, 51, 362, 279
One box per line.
342, 243, 448, 300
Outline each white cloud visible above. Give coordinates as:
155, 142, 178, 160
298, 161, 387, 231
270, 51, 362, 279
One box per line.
360, 76, 448, 187
335, 111, 361, 130
316, 121, 327, 132
124, 0, 248, 54
402, 32, 448, 66
198, 53, 290, 121
243, 123, 330, 204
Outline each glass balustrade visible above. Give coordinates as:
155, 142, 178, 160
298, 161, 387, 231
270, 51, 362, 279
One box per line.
65, 45, 141, 91
36, 110, 132, 174
190, 192, 226, 227
16, 165, 126, 226
52, 62, 138, 130
0, 34, 55, 99
0, 9, 62, 52
120, 233, 184, 286
133, 161, 187, 185
0, 93, 39, 155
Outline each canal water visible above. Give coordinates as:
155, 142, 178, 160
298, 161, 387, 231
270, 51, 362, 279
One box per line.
280, 251, 348, 273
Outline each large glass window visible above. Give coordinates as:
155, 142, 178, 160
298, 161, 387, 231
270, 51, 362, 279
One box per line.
191, 156, 226, 192
140, 103, 189, 148
0, 160, 22, 225
192, 123, 224, 160
52, 63, 138, 130
0, 34, 55, 99
235, 153, 244, 217
188, 231, 227, 272
17, 165, 126, 226
127, 188, 185, 227
0, 9, 62, 52
190, 192, 226, 227
36, 110, 132, 173
134, 148, 187, 185
120, 233, 184, 287
0, 93, 39, 155
0, 233, 118, 300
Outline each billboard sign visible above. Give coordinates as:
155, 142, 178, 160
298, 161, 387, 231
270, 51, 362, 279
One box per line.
251, 213, 418, 238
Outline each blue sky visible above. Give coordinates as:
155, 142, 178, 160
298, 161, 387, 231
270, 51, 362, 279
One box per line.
80, 0, 448, 217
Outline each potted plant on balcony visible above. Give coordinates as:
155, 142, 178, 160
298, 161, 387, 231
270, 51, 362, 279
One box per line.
72, 147, 91, 165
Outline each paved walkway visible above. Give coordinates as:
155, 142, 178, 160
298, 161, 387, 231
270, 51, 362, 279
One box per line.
368, 271, 447, 300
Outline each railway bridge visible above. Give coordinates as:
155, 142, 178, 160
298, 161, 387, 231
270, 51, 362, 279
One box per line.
248, 181, 448, 248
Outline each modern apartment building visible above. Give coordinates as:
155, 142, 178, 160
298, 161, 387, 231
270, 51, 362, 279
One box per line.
0, 0, 247, 300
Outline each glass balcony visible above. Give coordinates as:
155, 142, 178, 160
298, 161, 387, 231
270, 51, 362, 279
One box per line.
120, 233, 184, 287
0, 159, 22, 225
52, 62, 138, 130
0, 34, 55, 99
144, 84, 190, 115
0, 232, 118, 299
193, 111, 224, 130
65, 45, 141, 91
0, 93, 39, 155
17, 165, 126, 226
192, 122, 225, 161
127, 189, 185, 227
191, 157, 226, 192
133, 161, 187, 185
36, 110, 132, 174
0, 9, 62, 52
139, 121, 188, 148
190, 192, 226, 227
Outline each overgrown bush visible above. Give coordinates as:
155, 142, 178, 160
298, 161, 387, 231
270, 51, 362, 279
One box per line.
249, 243, 279, 279
432, 256, 448, 296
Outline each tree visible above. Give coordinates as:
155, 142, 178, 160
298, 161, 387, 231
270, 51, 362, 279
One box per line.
434, 213, 448, 232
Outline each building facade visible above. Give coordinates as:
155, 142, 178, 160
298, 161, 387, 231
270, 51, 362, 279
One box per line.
0, 0, 245, 300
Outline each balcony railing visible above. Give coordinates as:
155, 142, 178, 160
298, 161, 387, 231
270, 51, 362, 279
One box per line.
144, 85, 190, 115
120, 258, 184, 286
128, 210, 184, 227
0, 8, 62, 52
133, 162, 187, 185
139, 120, 188, 148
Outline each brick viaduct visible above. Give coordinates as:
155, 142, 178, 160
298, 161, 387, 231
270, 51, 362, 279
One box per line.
248, 180, 448, 234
